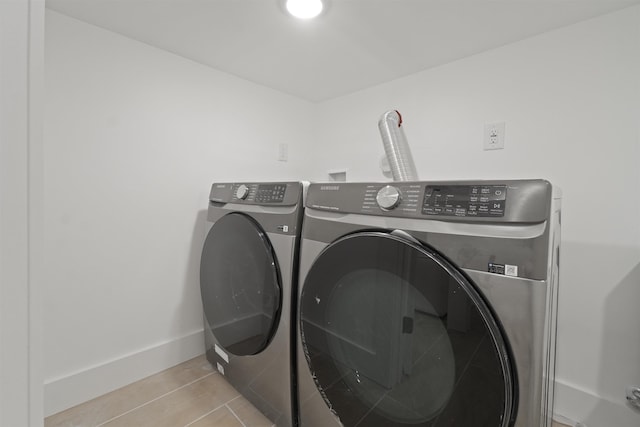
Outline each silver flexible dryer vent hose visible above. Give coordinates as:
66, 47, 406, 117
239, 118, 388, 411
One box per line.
378, 110, 419, 181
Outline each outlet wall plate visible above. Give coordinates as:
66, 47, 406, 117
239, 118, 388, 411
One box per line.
484, 122, 505, 150
278, 143, 288, 161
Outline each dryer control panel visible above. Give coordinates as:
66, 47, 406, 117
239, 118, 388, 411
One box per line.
209, 182, 300, 206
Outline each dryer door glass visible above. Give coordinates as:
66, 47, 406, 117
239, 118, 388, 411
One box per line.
200, 212, 281, 356
300, 232, 515, 427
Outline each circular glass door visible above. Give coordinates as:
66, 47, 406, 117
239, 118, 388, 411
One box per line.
200, 212, 281, 356
300, 231, 515, 427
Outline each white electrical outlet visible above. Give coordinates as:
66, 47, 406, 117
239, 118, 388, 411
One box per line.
278, 143, 288, 162
484, 122, 505, 150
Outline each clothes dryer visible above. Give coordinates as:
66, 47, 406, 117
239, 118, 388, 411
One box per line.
200, 182, 305, 427
296, 180, 561, 427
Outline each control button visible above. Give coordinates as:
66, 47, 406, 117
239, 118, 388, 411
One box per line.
489, 186, 507, 201
376, 185, 401, 210
489, 201, 505, 215
236, 184, 250, 200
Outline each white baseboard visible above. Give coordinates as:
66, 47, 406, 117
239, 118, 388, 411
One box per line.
555, 379, 640, 427
44, 329, 205, 417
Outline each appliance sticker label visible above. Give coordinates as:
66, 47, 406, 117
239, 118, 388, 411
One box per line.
488, 263, 505, 275
488, 263, 518, 277
216, 362, 225, 375
214, 344, 229, 363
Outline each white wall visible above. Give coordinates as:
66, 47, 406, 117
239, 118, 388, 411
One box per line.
43, 10, 314, 415
1, 0, 45, 425
311, 6, 640, 426
44, 6, 640, 425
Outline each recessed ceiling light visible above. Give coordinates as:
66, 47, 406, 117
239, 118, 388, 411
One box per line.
286, 0, 323, 19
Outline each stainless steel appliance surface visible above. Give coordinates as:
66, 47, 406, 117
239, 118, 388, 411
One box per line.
296, 180, 561, 427
200, 181, 305, 427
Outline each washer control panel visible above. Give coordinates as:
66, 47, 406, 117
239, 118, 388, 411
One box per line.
422, 185, 507, 217
306, 180, 552, 223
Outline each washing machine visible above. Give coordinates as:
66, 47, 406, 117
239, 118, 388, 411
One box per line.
200, 181, 305, 427
296, 180, 561, 427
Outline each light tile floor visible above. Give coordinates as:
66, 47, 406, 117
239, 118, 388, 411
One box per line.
44, 355, 274, 427
45, 354, 570, 427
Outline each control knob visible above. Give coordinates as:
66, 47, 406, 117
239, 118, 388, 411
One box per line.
376, 185, 401, 210
235, 184, 250, 200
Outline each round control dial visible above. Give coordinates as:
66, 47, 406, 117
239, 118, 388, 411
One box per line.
235, 184, 250, 200
376, 185, 401, 210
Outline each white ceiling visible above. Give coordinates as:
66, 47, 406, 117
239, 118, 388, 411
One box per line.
46, 0, 640, 102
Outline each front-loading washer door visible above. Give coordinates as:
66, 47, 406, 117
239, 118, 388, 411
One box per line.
200, 212, 281, 356
300, 231, 516, 427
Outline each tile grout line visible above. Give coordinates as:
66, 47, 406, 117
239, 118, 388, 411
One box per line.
226, 394, 242, 405
182, 401, 228, 427
225, 402, 248, 427
96, 372, 216, 426
225, 394, 276, 427
180, 388, 242, 426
